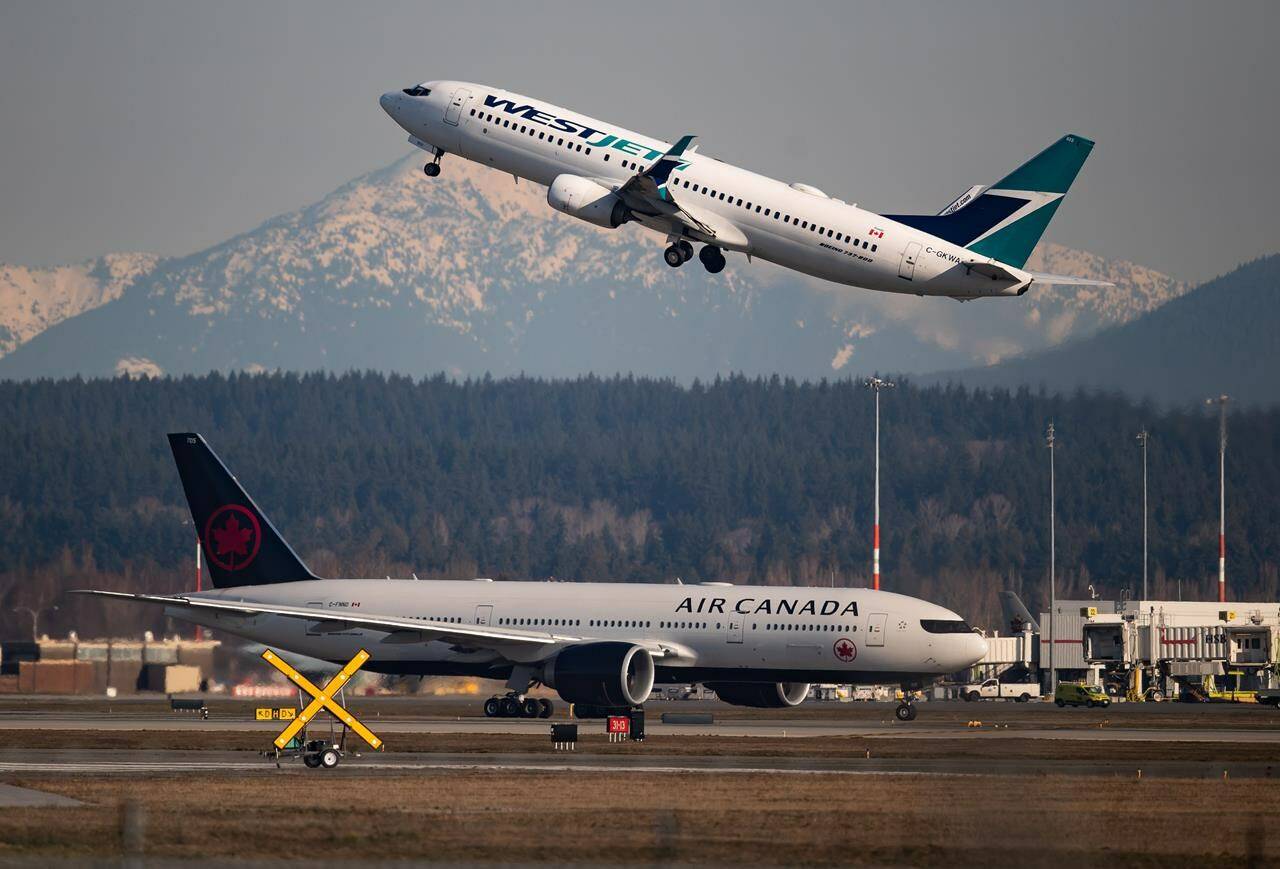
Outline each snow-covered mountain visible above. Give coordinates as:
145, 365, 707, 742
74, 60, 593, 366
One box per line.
0, 155, 1187, 381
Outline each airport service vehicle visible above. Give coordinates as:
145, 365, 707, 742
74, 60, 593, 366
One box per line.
1256, 689, 1280, 708
1054, 682, 1111, 708
79, 434, 988, 723
961, 678, 1040, 703
379, 81, 1109, 301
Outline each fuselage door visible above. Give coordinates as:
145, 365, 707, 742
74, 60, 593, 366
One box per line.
305, 601, 326, 636
444, 87, 471, 126
866, 612, 888, 647
899, 242, 921, 281
725, 616, 744, 644
474, 604, 493, 626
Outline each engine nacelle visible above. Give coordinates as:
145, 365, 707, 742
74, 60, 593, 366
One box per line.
543, 642, 654, 708
547, 174, 630, 229
707, 681, 810, 708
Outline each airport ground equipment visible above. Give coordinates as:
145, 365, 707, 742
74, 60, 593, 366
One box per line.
169, 697, 208, 719
1256, 689, 1280, 708
260, 648, 382, 770
1055, 682, 1110, 708
961, 678, 1040, 702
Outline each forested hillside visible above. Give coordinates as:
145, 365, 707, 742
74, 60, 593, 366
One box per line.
2, 373, 1277, 639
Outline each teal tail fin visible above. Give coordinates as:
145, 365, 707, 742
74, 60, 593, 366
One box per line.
885, 134, 1095, 268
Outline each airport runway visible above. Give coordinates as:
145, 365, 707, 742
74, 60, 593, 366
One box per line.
1, 748, 1277, 780
1, 711, 1278, 743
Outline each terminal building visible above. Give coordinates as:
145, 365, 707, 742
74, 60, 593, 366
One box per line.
976, 594, 1280, 700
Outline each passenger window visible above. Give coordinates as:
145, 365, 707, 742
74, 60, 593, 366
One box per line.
585, 148, 592, 155
603, 154, 609, 162
871, 244, 877, 252
470, 109, 475, 116
719, 193, 725, 200
863, 241, 870, 249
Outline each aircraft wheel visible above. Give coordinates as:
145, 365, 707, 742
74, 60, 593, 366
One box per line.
538, 698, 554, 719
664, 246, 685, 268
894, 702, 917, 722
483, 697, 502, 718
699, 245, 726, 274
303, 753, 322, 768
423, 162, 441, 177
500, 696, 521, 717
677, 240, 694, 261
521, 697, 541, 718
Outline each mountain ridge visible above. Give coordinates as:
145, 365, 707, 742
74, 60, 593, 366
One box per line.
0, 154, 1189, 381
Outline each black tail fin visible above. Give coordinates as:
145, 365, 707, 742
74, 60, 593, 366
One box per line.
168, 433, 317, 588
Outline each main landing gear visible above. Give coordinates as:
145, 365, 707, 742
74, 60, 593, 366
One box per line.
894, 701, 918, 722
663, 240, 695, 268
483, 693, 554, 718
663, 241, 725, 274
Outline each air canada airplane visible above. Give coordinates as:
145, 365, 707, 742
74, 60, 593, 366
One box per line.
379, 81, 1110, 300
80, 435, 988, 721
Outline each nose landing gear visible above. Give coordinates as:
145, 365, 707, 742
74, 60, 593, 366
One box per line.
894, 701, 917, 721
423, 161, 441, 177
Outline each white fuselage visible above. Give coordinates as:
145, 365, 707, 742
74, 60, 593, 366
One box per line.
176, 578, 987, 685
379, 81, 1030, 299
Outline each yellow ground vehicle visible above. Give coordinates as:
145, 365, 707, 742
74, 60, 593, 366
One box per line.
1054, 682, 1111, 708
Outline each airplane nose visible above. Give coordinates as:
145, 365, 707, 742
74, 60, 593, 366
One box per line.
379, 91, 400, 117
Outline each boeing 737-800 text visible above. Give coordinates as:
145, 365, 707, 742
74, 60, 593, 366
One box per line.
379, 80, 1109, 300
81, 435, 988, 721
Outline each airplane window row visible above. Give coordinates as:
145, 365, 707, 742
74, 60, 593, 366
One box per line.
669, 178, 878, 252
763, 623, 855, 632
588, 619, 652, 628
499, 617, 581, 627
471, 109, 593, 156
658, 621, 712, 630
412, 615, 461, 623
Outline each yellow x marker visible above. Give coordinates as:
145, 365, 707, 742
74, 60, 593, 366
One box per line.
261, 648, 383, 750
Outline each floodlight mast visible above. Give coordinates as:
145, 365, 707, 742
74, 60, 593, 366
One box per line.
1205, 395, 1229, 603
863, 377, 895, 591
1136, 429, 1149, 602
1045, 421, 1057, 696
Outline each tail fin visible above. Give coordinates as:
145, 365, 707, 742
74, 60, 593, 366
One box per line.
168, 433, 317, 588
885, 134, 1095, 268
998, 591, 1040, 634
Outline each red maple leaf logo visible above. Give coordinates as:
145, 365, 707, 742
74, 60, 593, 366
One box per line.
212, 514, 253, 559
203, 505, 262, 571
833, 639, 857, 662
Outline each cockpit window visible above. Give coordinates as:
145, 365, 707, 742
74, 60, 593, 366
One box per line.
921, 619, 972, 634
402, 86, 431, 97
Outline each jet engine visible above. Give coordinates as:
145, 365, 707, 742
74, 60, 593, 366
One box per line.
547, 174, 630, 229
706, 681, 810, 708
542, 642, 654, 708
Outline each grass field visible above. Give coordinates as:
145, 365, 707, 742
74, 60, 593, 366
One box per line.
1, 770, 1277, 866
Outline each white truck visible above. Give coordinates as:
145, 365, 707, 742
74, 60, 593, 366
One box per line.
961, 678, 1041, 703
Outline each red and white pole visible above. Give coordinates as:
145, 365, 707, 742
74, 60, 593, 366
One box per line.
873, 386, 881, 592
195, 538, 204, 641
865, 377, 893, 591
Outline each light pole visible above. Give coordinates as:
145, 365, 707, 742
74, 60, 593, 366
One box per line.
863, 377, 895, 591
1136, 429, 1149, 601
1046, 422, 1057, 696
1205, 395, 1229, 603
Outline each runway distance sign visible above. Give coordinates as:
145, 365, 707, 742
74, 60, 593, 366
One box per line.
254, 707, 297, 721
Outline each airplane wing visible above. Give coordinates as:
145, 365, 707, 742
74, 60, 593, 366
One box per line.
72, 590, 697, 662
607, 135, 749, 250
72, 590, 568, 647
1027, 272, 1116, 287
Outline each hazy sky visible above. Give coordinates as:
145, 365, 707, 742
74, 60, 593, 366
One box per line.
1, 1, 1276, 283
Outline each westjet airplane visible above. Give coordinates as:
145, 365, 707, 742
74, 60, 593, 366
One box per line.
380, 81, 1109, 300
81, 435, 988, 721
